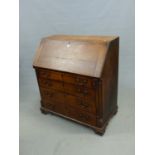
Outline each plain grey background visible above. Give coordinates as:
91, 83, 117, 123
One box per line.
20, 0, 135, 155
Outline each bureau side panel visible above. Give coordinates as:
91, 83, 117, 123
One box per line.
101, 38, 119, 123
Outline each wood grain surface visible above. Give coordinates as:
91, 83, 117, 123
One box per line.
33, 35, 119, 135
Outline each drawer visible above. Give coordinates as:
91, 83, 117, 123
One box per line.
41, 97, 96, 126
38, 69, 62, 81
63, 73, 93, 88
40, 88, 65, 103
64, 94, 96, 114
38, 78, 64, 91
42, 100, 66, 115
64, 83, 95, 98
65, 106, 96, 126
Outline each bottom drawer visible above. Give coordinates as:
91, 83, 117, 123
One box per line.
41, 100, 66, 115
41, 100, 96, 126
65, 106, 96, 126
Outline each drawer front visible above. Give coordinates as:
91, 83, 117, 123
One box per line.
64, 83, 95, 99
39, 78, 64, 91
39, 79, 96, 100
65, 94, 96, 114
65, 106, 96, 126
42, 100, 66, 115
42, 101, 96, 126
40, 88, 65, 103
38, 69, 62, 81
37, 68, 97, 89
63, 73, 93, 88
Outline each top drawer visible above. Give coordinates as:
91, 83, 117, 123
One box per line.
37, 68, 62, 81
36, 68, 96, 89
62, 73, 94, 88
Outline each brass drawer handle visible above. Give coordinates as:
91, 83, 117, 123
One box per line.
76, 78, 88, 85
77, 87, 88, 95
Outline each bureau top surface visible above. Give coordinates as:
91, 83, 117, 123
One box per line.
33, 35, 118, 77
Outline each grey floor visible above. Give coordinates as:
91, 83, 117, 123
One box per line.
19, 70, 135, 155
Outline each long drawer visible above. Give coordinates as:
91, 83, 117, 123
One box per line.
37, 68, 96, 89
41, 100, 66, 116
40, 88, 65, 103
40, 87, 96, 114
38, 78, 96, 99
64, 94, 96, 114
62, 72, 94, 88
38, 78, 64, 91
38, 68, 62, 81
41, 99, 96, 126
64, 105, 96, 126
63, 83, 95, 98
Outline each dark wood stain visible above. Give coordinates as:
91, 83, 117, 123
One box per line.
33, 35, 119, 135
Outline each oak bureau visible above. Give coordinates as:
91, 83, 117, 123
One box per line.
33, 35, 119, 135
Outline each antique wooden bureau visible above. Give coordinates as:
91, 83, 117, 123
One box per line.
33, 35, 119, 135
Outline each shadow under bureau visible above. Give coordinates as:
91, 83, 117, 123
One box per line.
33, 35, 119, 135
